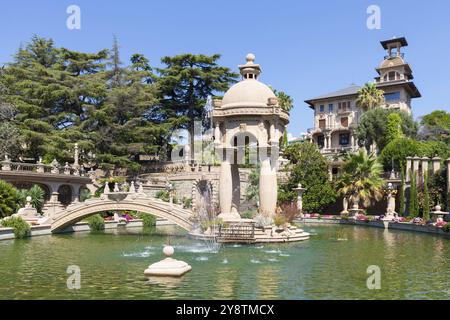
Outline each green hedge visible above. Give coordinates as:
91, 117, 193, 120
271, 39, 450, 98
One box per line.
86, 214, 105, 231
137, 213, 157, 227
1, 216, 30, 239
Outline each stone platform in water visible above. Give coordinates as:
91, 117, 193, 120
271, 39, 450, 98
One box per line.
144, 246, 192, 277
190, 220, 310, 244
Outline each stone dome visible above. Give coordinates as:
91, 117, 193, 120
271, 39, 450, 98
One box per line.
221, 79, 276, 108
220, 54, 276, 108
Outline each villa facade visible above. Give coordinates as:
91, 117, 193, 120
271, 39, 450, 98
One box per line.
304, 37, 421, 178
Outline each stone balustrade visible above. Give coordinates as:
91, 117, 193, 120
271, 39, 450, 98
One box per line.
0, 159, 87, 177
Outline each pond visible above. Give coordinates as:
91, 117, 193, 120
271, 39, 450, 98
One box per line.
0, 224, 448, 300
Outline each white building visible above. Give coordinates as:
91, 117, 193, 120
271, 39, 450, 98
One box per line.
304, 37, 421, 166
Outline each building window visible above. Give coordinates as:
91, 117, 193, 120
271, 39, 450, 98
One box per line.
328, 104, 333, 112
317, 135, 325, 148
319, 105, 324, 112
339, 133, 350, 145
338, 101, 351, 111
384, 92, 400, 102
319, 119, 326, 129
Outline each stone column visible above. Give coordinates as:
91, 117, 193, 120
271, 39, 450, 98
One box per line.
218, 147, 236, 220
350, 134, 355, 150
214, 122, 221, 144
269, 122, 275, 143
405, 156, 412, 182
1, 154, 12, 171
421, 157, 429, 185
293, 184, 306, 217
259, 148, 277, 216
432, 157, 441, 173
412, 156, 420, 180
231, 162, 240, 214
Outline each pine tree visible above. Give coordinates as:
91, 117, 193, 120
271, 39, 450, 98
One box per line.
157, 54, 238, 160
423, 172, 430, 221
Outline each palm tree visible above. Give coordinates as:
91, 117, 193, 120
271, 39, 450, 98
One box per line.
276, 91, 294, 112
356, 83, 385, 111
337, 149, 384, 209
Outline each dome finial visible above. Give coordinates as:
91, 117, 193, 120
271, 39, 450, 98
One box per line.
239, 53, 261, 80
246, 53, 255, 64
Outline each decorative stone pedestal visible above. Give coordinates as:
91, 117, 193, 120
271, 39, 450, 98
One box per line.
144, 246, 192, 277
349, 204, 363, 219
431, 205, 449, 223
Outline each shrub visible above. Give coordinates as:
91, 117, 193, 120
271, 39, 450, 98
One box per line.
0, 180, 21, 218
155, 190, 170, 202
241, 210, 256, 219
442, 223, 450, 233
80, 188, 92, 202
182, 197, 192, 209
273, 214, 286, 227
138, 213, 157, 227
18, 185, 45, 213
1, 216, 30, 239
86, 214, 105, 231
280, 203, 300, 222
253, 214, 273, 228
341, 213, 350, 220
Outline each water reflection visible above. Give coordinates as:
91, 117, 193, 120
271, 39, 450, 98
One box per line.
0, 225, 448, 300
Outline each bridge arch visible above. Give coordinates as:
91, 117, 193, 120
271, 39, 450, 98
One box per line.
51, 197, 193, 233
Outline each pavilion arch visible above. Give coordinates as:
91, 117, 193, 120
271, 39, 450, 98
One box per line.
51, 199, 194, 233
227, 129, 262, 166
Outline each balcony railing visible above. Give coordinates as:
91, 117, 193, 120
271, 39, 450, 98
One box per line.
307, 123, 358, 134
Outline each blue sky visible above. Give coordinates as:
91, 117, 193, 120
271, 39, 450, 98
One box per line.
1, 0, 449, 138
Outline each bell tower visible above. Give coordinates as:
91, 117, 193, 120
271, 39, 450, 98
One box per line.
374, 37, 421, 114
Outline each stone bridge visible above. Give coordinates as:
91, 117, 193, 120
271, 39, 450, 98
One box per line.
51, 189, 194, 233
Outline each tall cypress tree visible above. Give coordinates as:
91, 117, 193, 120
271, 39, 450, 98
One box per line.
409, 170, 418, 217
423, 172, 430, 221
399, 169, 406, 216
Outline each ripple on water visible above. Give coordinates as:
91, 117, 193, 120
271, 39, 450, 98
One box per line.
264, 249, 281, 254
122, 251, 153, 258
250, 259, 262, 264
195, 256, 209, 261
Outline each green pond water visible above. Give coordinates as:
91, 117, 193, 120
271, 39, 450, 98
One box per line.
0, 224, 448, 300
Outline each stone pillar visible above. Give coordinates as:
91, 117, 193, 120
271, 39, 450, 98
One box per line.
405, 156, 412, 182
231, 162, 240, 214
421, 157, 429, 175
432, 157, 441, 173
259, 149, 277, 216
341, 197, 349, 214
1, 154, 11, 171
350, 134, 355, 149
218, 148, 235, 219
269, 122, 275, 143
293, 184, 306, 217
421, 157, 429, 185
37, 157, 45, 173
412, 156, 420, 180
214, 122, 221, 144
